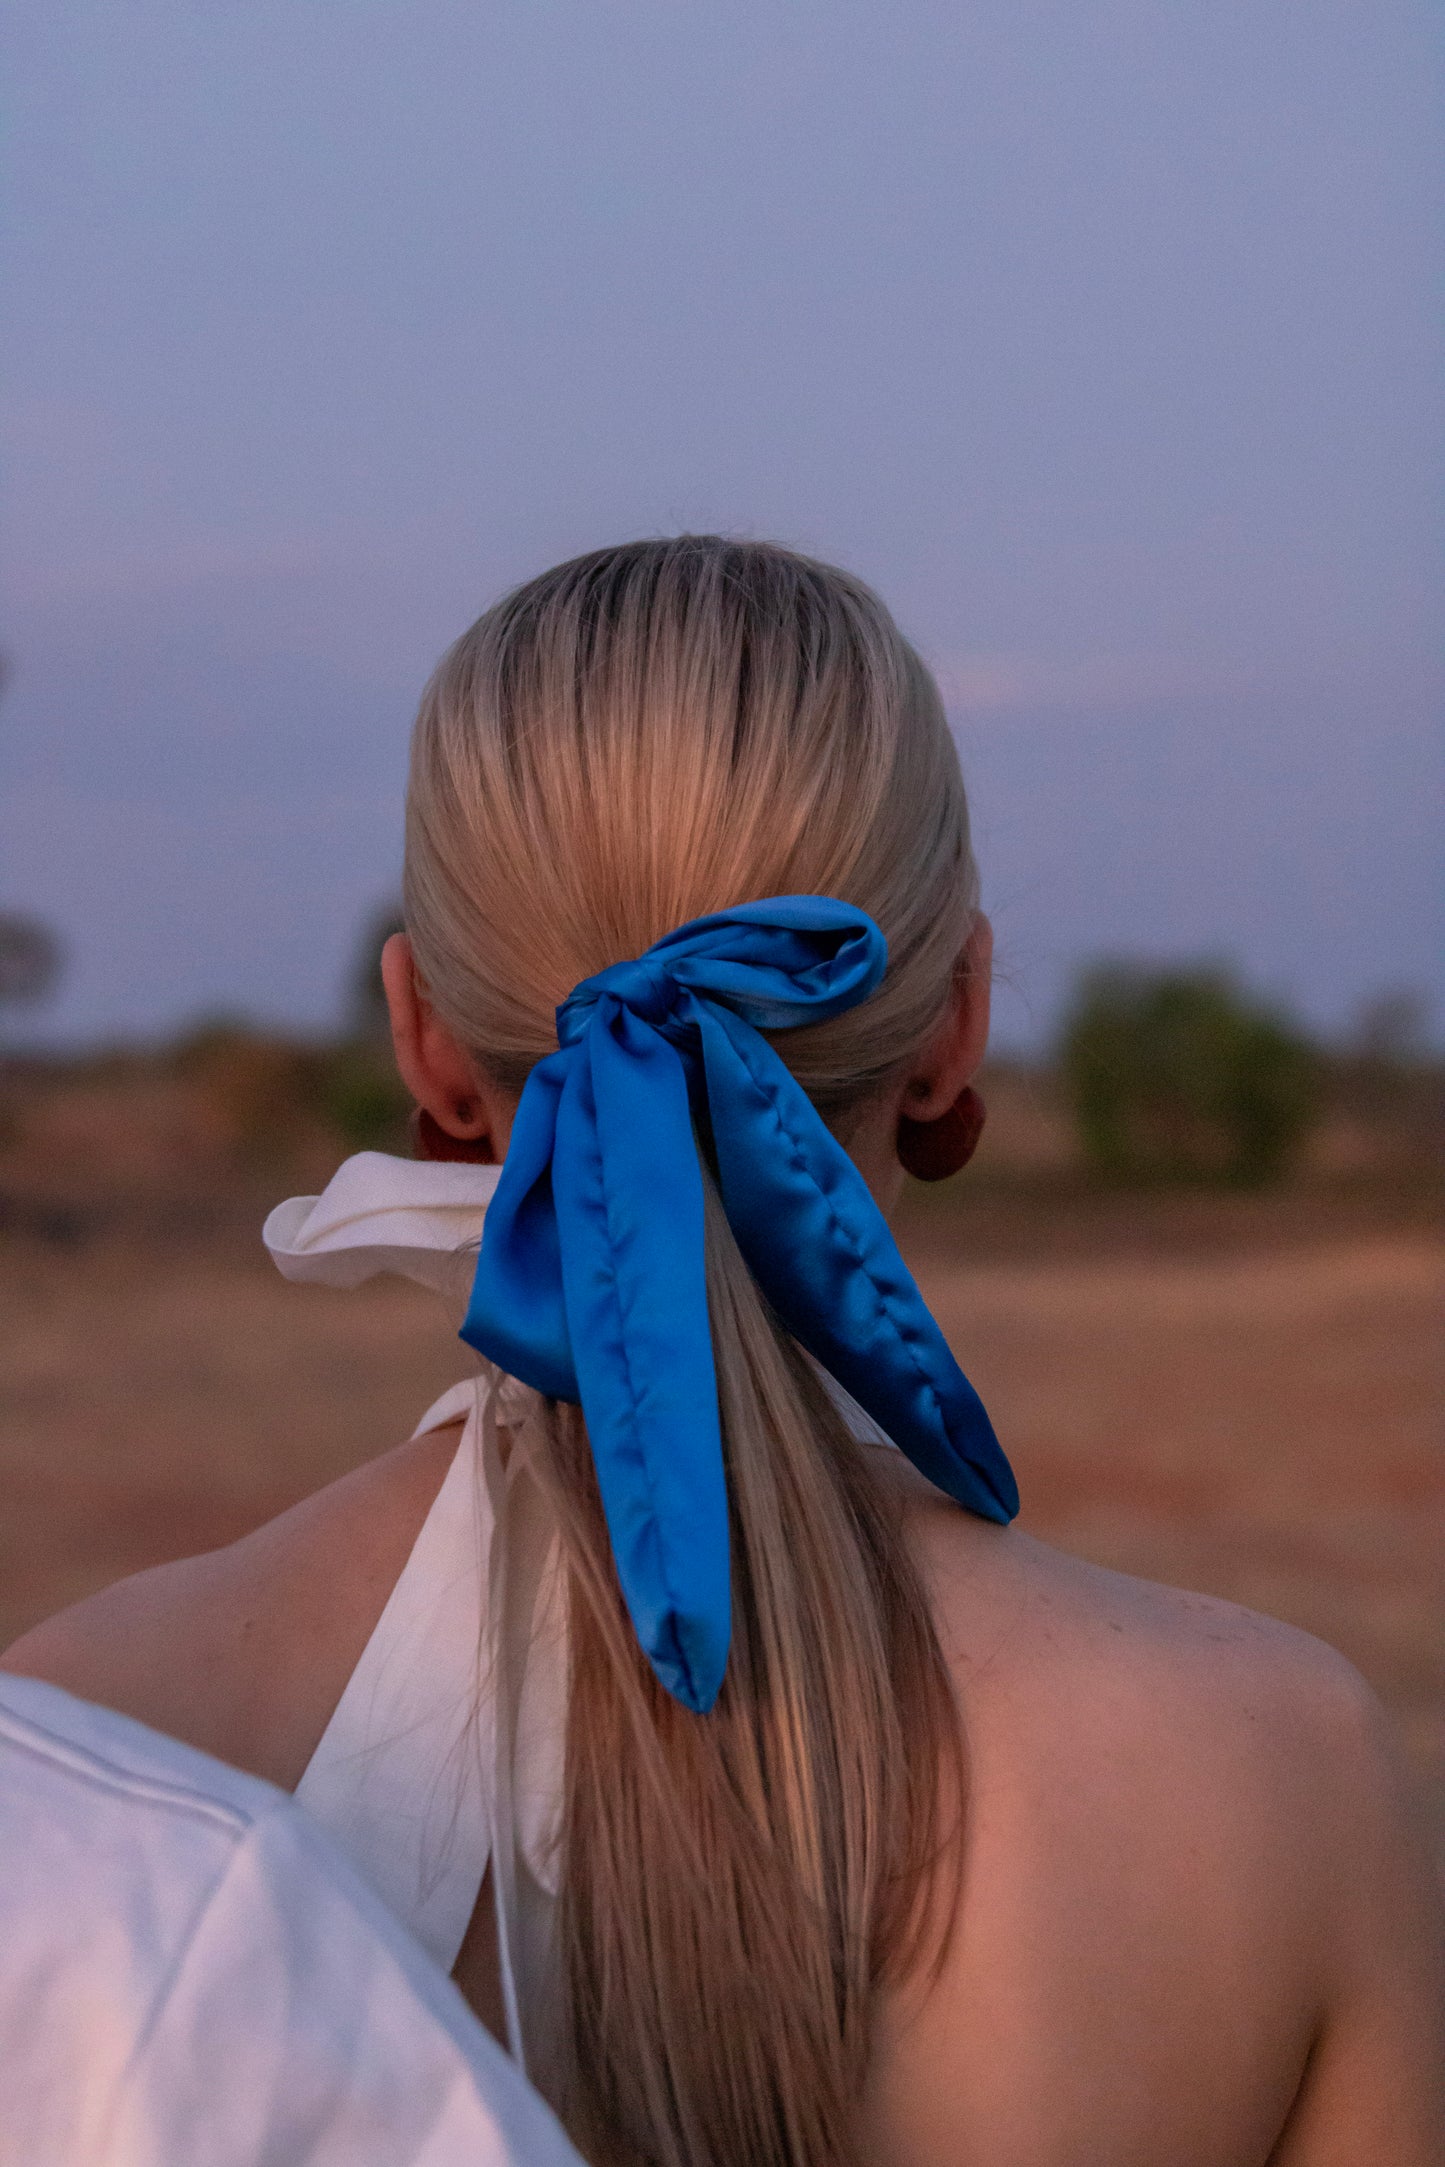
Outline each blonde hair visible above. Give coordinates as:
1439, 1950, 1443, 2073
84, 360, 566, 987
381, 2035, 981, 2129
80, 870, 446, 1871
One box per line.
405, 536, 976, 2165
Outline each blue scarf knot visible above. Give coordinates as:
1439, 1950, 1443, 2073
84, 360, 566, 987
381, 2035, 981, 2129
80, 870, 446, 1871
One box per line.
461, 894, 1017, 1713
561, 956, 683, 1035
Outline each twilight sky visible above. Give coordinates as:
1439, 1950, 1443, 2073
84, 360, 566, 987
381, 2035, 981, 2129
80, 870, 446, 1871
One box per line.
2, 0, 1439, 1051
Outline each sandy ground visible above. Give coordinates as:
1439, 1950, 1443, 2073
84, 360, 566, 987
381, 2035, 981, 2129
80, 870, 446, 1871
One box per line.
1, 1166, 1440, 1860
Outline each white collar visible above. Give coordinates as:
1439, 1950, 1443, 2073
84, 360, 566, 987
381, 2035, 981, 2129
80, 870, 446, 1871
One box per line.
264, 1151, 503, 1313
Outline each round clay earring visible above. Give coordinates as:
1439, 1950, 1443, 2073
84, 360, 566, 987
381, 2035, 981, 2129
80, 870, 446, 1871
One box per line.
896, 1084, 986, 1183
410, 1106, 497, 1165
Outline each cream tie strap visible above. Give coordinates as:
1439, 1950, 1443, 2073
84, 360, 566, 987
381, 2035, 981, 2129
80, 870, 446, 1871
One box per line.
265, 1152, 565, 2072
263, 1149, 504, 1309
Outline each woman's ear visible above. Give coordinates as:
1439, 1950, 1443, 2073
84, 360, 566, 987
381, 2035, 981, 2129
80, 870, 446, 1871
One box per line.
380, 934, 496, 1149
899, 914, 993, 1121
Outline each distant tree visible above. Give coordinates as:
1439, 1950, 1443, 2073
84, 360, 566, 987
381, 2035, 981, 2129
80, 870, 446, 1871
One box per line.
1350, 989, 1431, 1068
1059, 963, 1319, 1187
328, 901, 412, 1149
0, 913, 64, 1009
348, 901, 406, 1045
1337, 988, 1438, 1136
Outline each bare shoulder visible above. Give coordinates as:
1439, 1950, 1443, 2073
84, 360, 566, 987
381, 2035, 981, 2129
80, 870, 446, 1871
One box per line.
894, 1459, 1389, 1809
919, 1494, 1429, 1903
0, 1422, 463, 1791
886, 1465, 1445, 2161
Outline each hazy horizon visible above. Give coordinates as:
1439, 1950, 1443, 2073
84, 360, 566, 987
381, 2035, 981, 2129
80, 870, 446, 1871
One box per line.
3, 1, 1440, 1054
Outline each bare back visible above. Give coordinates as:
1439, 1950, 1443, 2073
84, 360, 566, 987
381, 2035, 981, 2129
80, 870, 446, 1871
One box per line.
870, 1457, 1445, 2164
5, 1433, 1442, 2165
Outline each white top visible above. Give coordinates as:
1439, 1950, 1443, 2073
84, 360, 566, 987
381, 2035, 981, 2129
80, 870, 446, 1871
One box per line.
266, 1153, 569, 2071
0, 1672, 583, 2167
264, 1150, 895, 2074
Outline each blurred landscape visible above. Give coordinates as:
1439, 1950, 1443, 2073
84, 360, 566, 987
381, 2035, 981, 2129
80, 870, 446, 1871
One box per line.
1, 985, 1440, 1864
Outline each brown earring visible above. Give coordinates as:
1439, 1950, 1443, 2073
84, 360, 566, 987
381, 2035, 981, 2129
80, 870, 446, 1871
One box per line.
896, 1084, 986, 1183
410, 1107, 497, 1165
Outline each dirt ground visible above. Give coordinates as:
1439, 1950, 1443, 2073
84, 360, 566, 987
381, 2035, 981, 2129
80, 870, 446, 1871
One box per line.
1, 1065, 1441, 1863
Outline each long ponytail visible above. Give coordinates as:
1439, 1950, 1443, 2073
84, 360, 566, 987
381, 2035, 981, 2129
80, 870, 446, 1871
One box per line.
522, 1172, 961, 2163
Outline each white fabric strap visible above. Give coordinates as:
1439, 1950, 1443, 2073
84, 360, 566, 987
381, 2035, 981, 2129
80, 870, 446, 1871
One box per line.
294, 1380, 496, 1973
274, 1152, 565, 2052
264, 1151, 503, 1310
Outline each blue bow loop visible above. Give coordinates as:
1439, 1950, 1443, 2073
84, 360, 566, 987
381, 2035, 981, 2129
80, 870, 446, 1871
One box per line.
461, 894, 1017, 1712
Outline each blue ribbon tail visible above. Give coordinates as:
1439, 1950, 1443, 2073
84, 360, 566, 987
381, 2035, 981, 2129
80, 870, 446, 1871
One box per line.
461, 1052, 577, 1401
553, 1000, 732, 1713
697, 1005, 1019, 1524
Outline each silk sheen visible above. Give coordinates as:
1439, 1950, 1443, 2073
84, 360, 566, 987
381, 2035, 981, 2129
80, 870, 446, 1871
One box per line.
461, 895, 1018, 1713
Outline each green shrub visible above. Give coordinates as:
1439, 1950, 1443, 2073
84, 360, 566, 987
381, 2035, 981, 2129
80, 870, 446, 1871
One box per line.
169, 1021, 411, 1157
1059, 964, 1320, 1187
348, 901, 407, 1045
317, 1046, 412, 1152
170, 1020, 320, 1155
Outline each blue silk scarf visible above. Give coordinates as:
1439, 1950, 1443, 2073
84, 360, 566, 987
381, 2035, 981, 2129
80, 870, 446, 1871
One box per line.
461, 895, 1018, 1712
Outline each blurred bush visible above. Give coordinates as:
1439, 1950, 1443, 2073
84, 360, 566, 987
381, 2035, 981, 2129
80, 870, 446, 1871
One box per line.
314, 1044, 411, 1152
1059, 964, 1320, 1187
0, 913, 64, 1011
169, 1021, 410, 1160
349, 901, 406, 1045
331, 900, 412, 1149
164, 906, 416, 1162
169, 1021, 323, 1159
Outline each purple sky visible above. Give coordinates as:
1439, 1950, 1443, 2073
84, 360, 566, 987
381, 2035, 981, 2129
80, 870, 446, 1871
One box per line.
2, 0, 1440, 1052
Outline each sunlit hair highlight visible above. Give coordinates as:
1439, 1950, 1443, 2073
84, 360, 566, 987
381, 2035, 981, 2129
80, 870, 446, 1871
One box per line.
405, 535, 976, 2166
